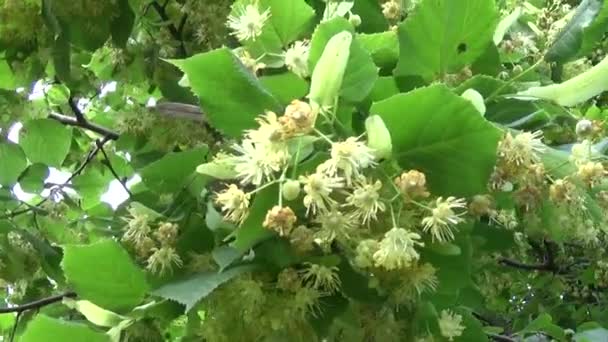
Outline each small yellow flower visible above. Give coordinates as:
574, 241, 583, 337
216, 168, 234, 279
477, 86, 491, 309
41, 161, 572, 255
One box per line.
373, 227, 424, 271
421, 197, 467, 242
281, 100, 317, 134
381, 0, 402, 20
438, 310, 465, 341
354, 239, 380, 268
299, 172, 344, 215
215, 184, 251, 224
227, 2, 271, 41
468, 194, 494, 217
498, 131, 545, 166
154, 222, 179, 246
284, 40, 310, 78
577, 161, 606, 186
394, 170, 430, 199
232, 139, 289, 185
263, 205, 297, 236
315, 208, 358, 243
146, 246, 183, 276
300, 263, 341, 293
289, 225, 315, 254
570, 139, 595, 165
319, 137, 377, 185
345, 178, 386, 224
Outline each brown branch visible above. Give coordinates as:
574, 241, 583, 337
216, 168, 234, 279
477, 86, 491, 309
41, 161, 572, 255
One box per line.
0, 292, 76, 314
499, 239, 559, 273
150, 1, 187, 57
49, 113, 119, 140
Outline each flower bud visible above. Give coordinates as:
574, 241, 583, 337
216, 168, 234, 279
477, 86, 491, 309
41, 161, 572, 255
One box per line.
365, 115, 392, 159
282, 179, 301, 201
349, 14, 362, 27
309, 31, 353, 113
460, 89, 486, 116
575, 119, 593, 137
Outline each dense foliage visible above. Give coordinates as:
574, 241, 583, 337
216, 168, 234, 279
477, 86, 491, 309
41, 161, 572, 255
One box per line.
1, 0, 608, 341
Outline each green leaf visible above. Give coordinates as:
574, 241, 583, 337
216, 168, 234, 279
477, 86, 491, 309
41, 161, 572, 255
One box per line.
21, 315, 110, 342
231, 184, 278, 252
395, 0, 499, 80
62, 240, 149, 312
152, 265, 257, 311
545, 0, 607, 63
140, 146, 208, 193
259, 72, 308, 105
309, 17, 378, 103
357, 31, 399, 69
0, 142, 27, 186
46, 84, 71, 106
523, 313, 565, 340
454, 309, 489, 342
351, 0, 389, 33
261, 0, 315, 45
20, 119, 73, 167
371, 85, 501, 196
0, 59, 15, 90
169, 49, 280, 137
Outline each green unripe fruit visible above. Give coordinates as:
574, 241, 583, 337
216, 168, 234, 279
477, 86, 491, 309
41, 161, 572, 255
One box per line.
282, 179, 301, 201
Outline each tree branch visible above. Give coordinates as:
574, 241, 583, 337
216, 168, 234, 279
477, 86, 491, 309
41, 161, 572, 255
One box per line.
49, 113, 119, 140
0, 292, 76, 314
150, 1, 187, 57
499, 239, 559, 273
498, 257, 554, 271
68, 97, 86, 124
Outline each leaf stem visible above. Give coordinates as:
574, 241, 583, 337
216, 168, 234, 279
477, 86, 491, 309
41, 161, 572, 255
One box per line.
485, 59, 545, 103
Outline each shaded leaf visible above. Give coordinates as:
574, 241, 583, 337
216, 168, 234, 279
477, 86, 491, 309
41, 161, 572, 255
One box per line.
0, 142, 27, 186
139, 146, 208, 193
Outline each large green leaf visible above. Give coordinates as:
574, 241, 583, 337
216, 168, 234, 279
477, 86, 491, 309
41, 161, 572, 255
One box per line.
19, 163, 50, 193
0, 59, 15, 90
309, 17, 378, 103
72, 167, 112, 210
152, 265, 257, 311
0, 142, 27, 186
19, 119, 73, 167
170, 49, 280, 137
139, 146, 208, 193
62, 240, 149, 312
21, 315, 110, 342
370, 85, 501, 196
545, 0, 608, 63
394, 0, 498, 81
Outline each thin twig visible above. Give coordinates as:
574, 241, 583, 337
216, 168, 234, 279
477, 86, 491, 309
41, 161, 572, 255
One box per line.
49, 113, 119, 140
0, 292, 76, 314
0, 137, 111, 219
95, 141, 132, 196
8, 311, 21, 342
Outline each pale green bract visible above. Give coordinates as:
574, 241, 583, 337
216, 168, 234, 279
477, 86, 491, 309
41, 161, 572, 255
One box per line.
308, 30, 353, 114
